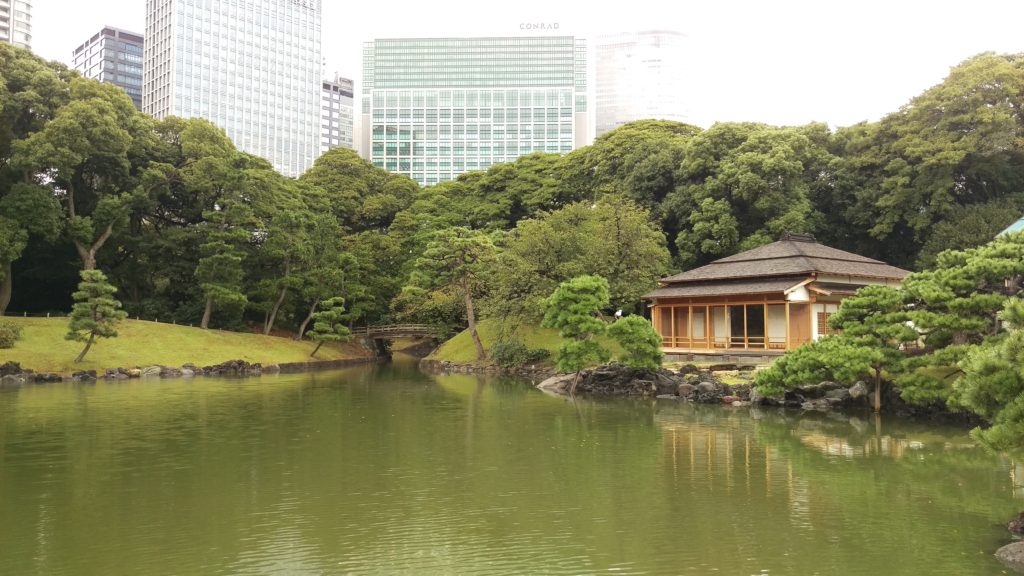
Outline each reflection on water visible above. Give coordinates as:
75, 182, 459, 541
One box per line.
0, 362, 1020, 575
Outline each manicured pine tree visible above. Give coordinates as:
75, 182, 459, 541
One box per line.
542, 275, 612, 393
956, 299, 1024, 450
307, 297, 352, 358
415, 227, 498, 361
65, 270, 128, 363
608, 315, 664, 369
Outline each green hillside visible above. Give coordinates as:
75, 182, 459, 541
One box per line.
427, 319, 622, 366
0, 318, 370, 373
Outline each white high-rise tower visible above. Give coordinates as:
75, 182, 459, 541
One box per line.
595, 31, 688, 137
143, 0, 322, 177
0, 0, 32, 50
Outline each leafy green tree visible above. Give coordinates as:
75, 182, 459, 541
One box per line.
414, 227, 498, 361
307, 297, 352, 357
914, 197, 1024, 269
292, 217, 354, 339
65, 269, 128, 363
542, 275, 612, 390
0, 45, 71, 312
954, 299, 1024, 450
13, 78, 154, 271
831, 53, 1024, 268
196, 200, 253, 329
299, 147, 417, 232
667, 122, 833, 267
608, 315, 663, 369
487, 198, 671, 324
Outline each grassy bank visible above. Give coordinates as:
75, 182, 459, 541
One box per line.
427, 319, 622, 366
0, 317, 370, 373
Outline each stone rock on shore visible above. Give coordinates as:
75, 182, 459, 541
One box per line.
1009, 512, 1024, 534
160, 366, 183, 378
203, 359, 261, 376
1, 374, 26, 386
849, 381, 868, 399
996, 541, 1024, 572
142, 366, 162, 377
72, 370, 97, 382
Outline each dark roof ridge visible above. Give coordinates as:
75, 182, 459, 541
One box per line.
717, 250, 887, 266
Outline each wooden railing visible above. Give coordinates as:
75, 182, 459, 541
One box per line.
349, 324, 439, 338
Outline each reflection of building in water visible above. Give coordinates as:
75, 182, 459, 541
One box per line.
1013, 462, 1024, 499
798, 433, 926, 459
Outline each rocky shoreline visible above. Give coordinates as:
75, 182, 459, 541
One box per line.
0, 357, 380, 386
531, 363, 983, 423
537, 364, 756, 405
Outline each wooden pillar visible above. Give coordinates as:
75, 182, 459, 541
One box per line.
762, 303, 768, 350
785, 302, 791, 350
687, 304, 693, 351
668, 305, 674, 347
743, 304, 749, 349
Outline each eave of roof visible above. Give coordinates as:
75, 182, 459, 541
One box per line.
643, 276, 810, 299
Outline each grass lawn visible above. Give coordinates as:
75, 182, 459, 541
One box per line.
0, 317, 370, 373
427, 319, 623, 366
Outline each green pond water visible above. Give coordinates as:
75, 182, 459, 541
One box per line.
1, 359, 1022, 575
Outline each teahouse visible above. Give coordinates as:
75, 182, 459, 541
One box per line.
644, 233, 909, 360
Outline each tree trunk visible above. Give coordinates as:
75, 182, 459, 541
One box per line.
873, 367, 882, 414
75, 332, 95, 363
463, 277, 485, 361
310, 340, 324, 358
73, 222, 114, 271
0, 260, 12, 315
296, 300, 318, 340
201, 296, 213, 329
264, 286, 288, 335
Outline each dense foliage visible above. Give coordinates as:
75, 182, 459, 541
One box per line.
6, 43, 1024, 441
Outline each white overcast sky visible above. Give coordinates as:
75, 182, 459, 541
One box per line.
31, 0, 1024, 129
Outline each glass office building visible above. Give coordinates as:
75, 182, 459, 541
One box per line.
144, 0, 322, 177
595, 30, 688, 136
321, 75, 354, 153
0, 0, 31, 50
360, 36, 588, 186
73, 27, 145, 110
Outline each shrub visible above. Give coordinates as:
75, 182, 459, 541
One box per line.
490, 341, 552, 368
0, 320, 23, 349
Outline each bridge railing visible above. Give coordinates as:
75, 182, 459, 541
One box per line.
350, 324, 439, 337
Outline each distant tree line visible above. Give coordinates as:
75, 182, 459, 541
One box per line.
3, 43, 1024, 352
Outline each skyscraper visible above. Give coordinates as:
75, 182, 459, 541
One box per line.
321, 74, 354, 153
361, 36, 588, 186
143, 0, 322, 177
595, 31, 688, 136
0, 0, 31, 50
72, 27, 145, 110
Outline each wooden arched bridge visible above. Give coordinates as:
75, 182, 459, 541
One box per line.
349, 324, 442, 340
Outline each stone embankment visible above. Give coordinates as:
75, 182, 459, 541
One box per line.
0, 357, 378, 385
